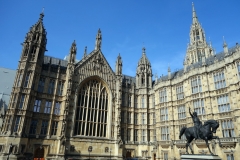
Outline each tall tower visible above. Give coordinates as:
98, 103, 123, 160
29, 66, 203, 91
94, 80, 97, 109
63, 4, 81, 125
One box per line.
136, 47, 152, 143
184, 3, 214, 67
115, 54, 123, 140
65, 41, 77, 137
2, 12, 47, 135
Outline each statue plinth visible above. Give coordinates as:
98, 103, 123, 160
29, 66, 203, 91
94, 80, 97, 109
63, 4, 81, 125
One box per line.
181, 154, 221, 160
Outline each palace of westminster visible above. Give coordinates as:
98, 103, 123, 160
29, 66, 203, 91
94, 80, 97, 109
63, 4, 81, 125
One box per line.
0, 3, 240, 160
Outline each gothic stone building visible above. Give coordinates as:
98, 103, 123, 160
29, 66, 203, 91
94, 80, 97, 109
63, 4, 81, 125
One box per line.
0, 3, 240, 160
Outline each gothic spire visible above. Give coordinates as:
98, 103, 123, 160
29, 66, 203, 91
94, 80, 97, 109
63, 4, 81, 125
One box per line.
184, 3, 214, 68
32, 12, 45, 33
95, 29, 102, 50
192, 2, 199, 25
138, 47, 150, 66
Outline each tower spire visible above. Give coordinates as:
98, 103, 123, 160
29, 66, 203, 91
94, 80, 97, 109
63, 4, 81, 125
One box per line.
184, 3, 214, 68
192, 2, 198, 24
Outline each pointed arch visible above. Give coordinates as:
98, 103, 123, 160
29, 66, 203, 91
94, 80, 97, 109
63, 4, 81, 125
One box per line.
73, 76, 111, 138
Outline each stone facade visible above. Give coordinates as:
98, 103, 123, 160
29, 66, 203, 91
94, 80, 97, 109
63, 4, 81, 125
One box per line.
0, 3, 240, 160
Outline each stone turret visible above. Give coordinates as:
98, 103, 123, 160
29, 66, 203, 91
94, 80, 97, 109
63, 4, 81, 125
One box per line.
136, 47, 152, 88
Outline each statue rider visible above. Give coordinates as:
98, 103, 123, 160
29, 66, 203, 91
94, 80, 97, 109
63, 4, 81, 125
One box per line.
189, 108, 202, 139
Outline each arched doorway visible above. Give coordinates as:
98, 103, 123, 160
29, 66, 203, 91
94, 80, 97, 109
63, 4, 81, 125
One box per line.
126, 151, 131, 158
34, 147, 44, 160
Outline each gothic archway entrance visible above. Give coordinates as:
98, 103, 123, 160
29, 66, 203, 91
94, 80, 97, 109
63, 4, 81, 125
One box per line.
126, 151, 131, 158
34, 147, 44, 160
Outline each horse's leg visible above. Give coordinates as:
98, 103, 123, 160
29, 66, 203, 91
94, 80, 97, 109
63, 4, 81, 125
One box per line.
204, 137, 214, 155
185, 132, 190, 154
212, 136, 222, 147
188, 137, 194, 154
185, 142, 189, 154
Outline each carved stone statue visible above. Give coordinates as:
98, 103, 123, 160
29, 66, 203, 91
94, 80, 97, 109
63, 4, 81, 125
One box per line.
179, 107, 222, 155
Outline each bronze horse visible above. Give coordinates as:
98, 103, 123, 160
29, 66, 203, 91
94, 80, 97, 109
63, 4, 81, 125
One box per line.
179, 119, 222, 155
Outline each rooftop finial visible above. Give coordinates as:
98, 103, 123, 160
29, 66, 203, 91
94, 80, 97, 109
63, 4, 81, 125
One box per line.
142, 47, 146, 55
39, 8, 44, 21
223, 36, 227, 47
95, 29, 102, 50
209, 37, 212, 47
71, 40, 77, 53
84, 46, 87, 57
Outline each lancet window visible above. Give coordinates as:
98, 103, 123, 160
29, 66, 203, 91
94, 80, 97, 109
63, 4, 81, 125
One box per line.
17, 72, 23, 87
214, 71, 226, 89
134, 129, 138, 141
193, 99, 205, 115
24, 44, 29, 56
24, 72, 31, 88
13, 116, 21, 132
237, 62, 240, 78
191, 76, 202, 94
29, 119, 38, 135
217, 94, 230, 113
74, 79, 108, 137
160, 88, 167, 103
176, 84, 184, 100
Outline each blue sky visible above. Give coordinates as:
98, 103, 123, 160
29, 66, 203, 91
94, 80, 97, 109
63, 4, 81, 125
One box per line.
0, 1, 240, 77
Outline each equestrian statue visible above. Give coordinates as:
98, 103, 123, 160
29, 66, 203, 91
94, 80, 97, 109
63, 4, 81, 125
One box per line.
179, 107, 222, 155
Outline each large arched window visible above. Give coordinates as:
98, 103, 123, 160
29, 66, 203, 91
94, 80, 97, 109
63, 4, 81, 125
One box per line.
74, 79, 108, 137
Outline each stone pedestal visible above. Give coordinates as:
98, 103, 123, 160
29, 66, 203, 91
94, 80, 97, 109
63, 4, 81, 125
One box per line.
181, 154, 221, 160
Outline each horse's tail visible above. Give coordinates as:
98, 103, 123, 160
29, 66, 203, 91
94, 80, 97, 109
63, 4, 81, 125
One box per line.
179, 127, 187, 139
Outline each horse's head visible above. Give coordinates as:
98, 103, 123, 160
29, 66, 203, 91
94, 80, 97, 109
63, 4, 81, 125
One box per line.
211, 120, 219, 133
204, 120, 219, 133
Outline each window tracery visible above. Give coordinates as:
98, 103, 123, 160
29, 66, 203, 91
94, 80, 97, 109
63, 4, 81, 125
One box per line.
74, 79, 108, 137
